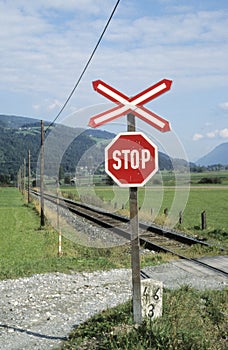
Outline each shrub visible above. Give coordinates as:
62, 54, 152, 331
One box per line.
198, 177, 222, 184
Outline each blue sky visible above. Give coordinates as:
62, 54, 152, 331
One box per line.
0, 0, 227, 161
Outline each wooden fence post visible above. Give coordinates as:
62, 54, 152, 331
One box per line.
201, 210, 206, 230
179, 210, 183, 224
164, 207, 168, 216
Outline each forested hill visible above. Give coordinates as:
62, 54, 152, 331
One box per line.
0, 114, 41, 129
0, 115, 176, 184
0, 115, 109, 182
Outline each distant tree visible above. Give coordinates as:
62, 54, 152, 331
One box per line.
105, 175, 114, 186
59, 166, 65, 180
0, 174, 10, 184
198, 177, 222, 184
64, 174, 71, 184
190, 165, 208, 173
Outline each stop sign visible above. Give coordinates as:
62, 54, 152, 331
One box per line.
105, 132, 158, 187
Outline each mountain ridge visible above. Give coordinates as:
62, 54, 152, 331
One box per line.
0, 114, 186, 182
197, 142, 228, 166
0, 114, 42, 128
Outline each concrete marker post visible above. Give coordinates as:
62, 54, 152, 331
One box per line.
141, 279, 163, 321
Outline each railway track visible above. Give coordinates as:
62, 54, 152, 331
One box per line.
31, 190, 228, 278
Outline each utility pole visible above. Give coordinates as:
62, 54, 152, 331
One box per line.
127, 113, 142, 325
28, 149, 31, 203
22, 158, 26, 195
17, 166, 21, 192
40, 120, 45, 226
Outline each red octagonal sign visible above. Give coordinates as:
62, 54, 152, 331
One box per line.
105, 132, 158, 187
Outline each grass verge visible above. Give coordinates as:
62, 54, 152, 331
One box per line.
59, 286, 227, 350
0, 188, 167, 280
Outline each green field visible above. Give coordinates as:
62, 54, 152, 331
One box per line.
0, 188, 111, 279
190, 170, 228, 185
0, 187, 165, 280
67, 170, 228, 187
0, 184, 227, 281
60, 183, 228, 245
0, 187, 227, 350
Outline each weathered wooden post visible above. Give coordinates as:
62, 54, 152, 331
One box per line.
88, 78, 172, 325
28, 149, 31, 203
40, 120, 45, 227
179, 210, 183, 224
164, 207, 169, 216
56, 179, 62, 256
128, 113, 142, 325
201, 210, 206, 230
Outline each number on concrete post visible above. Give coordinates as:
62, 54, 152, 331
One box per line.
141, 279, 163, 320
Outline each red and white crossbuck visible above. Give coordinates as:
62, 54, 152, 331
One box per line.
88, 79, 172, 132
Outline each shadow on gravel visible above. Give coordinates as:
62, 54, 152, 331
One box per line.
0, 324, 67, 341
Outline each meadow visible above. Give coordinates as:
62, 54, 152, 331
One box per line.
0, 187, 164, 280
0, 186, 227, 350
61, 180, 228, 246
57, 175, 228, 350
1, 181, 226, 280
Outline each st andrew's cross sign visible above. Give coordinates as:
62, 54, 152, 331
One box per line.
88, 79, 172, 132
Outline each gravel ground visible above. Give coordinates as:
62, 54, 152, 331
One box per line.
0, 261, 227, 350
0, 269, 132, 350
1, 197, 226, 349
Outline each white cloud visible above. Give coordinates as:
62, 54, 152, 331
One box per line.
1, 0, 105, 15
0, 1, 227, 102
194, 128, 228, 141
193, 133, 203, 141
206, 130, 218, 138
0, 1, 109, 96
107, 9, 228, 47
0, 0, 228, 147
219, 102, 228, 111
47, 99, 62, 111
32, 104, 40, 110
219, 128, 228, 138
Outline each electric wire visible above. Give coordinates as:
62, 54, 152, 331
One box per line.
45, 0, 121, 133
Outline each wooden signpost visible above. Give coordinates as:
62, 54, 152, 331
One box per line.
89, 78, 172, 324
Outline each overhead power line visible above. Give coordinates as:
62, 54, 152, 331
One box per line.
46, 0, 121, 132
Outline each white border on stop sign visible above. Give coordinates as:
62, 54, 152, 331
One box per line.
105, 131, 158, 188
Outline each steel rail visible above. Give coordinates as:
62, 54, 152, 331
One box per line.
31, 190, 220, 249
61, 196, 225, 249
31, 190, 228, 278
